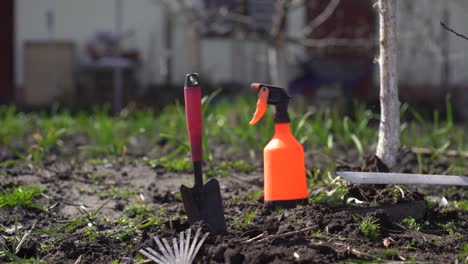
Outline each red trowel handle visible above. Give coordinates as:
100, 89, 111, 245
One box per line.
184, 73, 203, 162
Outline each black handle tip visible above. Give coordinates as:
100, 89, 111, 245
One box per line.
185, 73, 200, 87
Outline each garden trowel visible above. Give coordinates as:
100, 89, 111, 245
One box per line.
180, 73, 227, 234
337, 171, 468, 186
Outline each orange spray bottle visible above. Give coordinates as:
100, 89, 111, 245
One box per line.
249, 83, 308, 208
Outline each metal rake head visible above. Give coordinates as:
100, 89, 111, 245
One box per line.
139, 228, 209, 264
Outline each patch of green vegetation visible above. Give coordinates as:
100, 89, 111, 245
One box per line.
60, 199, 112, 233
99, 187, 135, 200
310, 184, 348, 207
376, 249, 398, 259
439, 221, 462, 238
87, 158, 113, 165
76, 187, 98, 195
84, 224, 98, 242
33, 228, 63, 238
0, 184, 45, 209
403, 240, 416, 250
90, 173, 106, 184
359, 216, 381, 242
28, 128, 66, 162
159, 156, 192, 172
402, 217, 421, 231
142, 146, 193, 172
110, 203, 164, 243
0, 159, 22, 168
245, 190, 262, 202
451, 200, 468, 211
459, 243, 468, 262
39, 240, 57, 254
343, 259, 378, 264
206, 160, 255, 177
234, 210, 256, 230
424, 199, 439, 209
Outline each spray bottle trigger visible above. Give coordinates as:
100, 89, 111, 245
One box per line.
249, 87, 269, 125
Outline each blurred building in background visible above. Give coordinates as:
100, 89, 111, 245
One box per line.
1, 0, 468, 114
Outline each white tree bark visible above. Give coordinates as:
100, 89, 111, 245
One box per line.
376, 0, 400, 169
268, 45, 288, 87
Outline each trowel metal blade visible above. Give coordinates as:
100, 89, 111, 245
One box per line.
180, 178, 227, 234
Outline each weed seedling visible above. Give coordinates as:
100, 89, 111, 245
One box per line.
403, 240, 416, 250
459, 243, 468, 263
453, 200, 468, 211
60, 199, 112, 233
439, 221, 462, 238
359, 216, 381, 241
0, 184, 45, 209
234, 210, 256, 230
402, 217, 421, 231
29, 128, 66, 163
245, 190, 262, 202
84, 224, 98, 242
310, 184, 348, 207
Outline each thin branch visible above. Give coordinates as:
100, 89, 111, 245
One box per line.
270, 0, 289, 39
253, 225, 319, 243
287, 36, 374, 48
15, 220, 37, 255
440, 21, 468, 41
302, 0, 341, 36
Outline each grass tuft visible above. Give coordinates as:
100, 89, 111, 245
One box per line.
359, 216, 381, 242
0, 184, 45, 209
234, 210, 256, 230
402, 217, 421, 231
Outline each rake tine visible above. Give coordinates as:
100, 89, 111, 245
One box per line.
162, 238, 176, 263
154, 236, 173, 262
187, 228, 201, 262
184, 229, 191, 263
139, 248, 165, 264
144, 247, 170, 263
141, 228, 209, 264
178, 231, 185, 263
172, 237, 180, 263
189, 232, 210, 263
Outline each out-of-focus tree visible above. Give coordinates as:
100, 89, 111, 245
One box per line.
152, 0, 373, 86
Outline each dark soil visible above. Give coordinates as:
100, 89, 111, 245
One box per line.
0, 145, 467, 263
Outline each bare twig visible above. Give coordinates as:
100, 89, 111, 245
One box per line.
302, 0, 341, 36
246, 225, 319, 243
73, 255, 82, 264
15, 220, 37, 255
410, 146, 468, 158
440, 21, 468, 41
287, 36, 374, 48
242, 232, 266, 243
270, 0, 289, 39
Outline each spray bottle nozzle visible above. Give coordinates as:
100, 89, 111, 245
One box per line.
249, 83, 291, 125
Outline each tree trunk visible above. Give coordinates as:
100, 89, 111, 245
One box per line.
439, 5, 450, 90
376, 0, 400, 169
187, 25, 202, 74
268, 44, 288, 87
268, 0, 289, 88
162, 4, 173, 86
